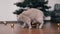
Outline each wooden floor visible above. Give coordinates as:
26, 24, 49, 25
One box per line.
0, 21, 60, 34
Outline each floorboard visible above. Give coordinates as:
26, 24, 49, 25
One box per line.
0, 21, 60, 34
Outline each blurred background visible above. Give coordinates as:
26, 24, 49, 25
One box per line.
0, 0, 60, 21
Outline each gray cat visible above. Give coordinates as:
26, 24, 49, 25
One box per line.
17, 8, 44, 29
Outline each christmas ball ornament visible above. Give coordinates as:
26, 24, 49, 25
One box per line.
10, 23, 14, 28
3, 21, 7, 25
57, 23, 60, 27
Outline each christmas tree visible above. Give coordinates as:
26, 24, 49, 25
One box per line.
13, 0, 51, 16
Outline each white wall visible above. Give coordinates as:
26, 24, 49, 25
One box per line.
48, 0, 60, 10
0, 0, 60, 21
0, 0, 24, 21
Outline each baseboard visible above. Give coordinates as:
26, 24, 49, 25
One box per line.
0, 21, 17, 24
0, 20, 51, 24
